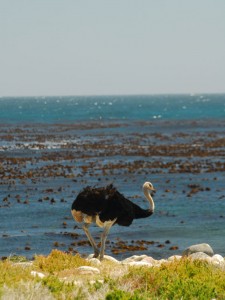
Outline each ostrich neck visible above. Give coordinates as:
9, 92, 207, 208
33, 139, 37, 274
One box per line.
143, 188, 155, 212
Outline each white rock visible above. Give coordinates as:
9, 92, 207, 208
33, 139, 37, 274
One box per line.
89, 280, 104, 285
102, 255, 120, 264
135, 254, 148, 260
212, 254, 224, 263
142, 256, 156, 265
127, 261, 152, 267
73, 280, 82, 286
13, 262, 33, 268
77, 266, 100, 275
60, 278, 83, 285
211, 255, 225, 268
122, 255, 148, 263
87, 258, 101, 265
155, 259, 168, 266
87, 254, 119, 264
168, 255, 182, 262
182, 243, 214, 257
211, 260, 220, 266
31, 271, 45, 278
121, 257, 135, 264
189, 252, 211, 261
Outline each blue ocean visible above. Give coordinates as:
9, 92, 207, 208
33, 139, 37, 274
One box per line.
1, 94, 225, 123
0, 94, 225, 260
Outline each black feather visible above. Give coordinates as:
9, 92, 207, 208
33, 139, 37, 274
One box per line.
71, 184, 153, 227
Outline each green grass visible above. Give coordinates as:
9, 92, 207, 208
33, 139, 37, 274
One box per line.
117, 259, 225, 299
1, 250, 225, 299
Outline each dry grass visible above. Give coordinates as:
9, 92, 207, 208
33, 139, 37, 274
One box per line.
2, 281, 54, 300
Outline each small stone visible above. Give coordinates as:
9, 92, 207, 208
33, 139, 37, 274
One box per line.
31, 271, 45, 278
89, 279, 104, 285
127, 261, 152, 267
77, 266, 100, 275
14, 262, 33, 268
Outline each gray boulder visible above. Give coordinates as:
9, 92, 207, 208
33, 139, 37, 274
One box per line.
182, 243, 214, 257
189, 252, 211, 261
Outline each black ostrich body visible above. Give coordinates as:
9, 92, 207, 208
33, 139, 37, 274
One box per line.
71, 182, 155, 260
72, 184, 153, 226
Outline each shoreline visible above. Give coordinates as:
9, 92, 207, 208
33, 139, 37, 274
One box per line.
1, 244, 225, 299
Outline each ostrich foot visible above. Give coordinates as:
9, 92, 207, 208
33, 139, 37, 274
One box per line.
99, 254, 104, 261
93, 250, 100, 258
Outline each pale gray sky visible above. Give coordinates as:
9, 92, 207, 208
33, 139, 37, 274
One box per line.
1, 0, 225, 96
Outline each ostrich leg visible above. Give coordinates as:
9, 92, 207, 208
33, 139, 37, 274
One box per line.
99, 219, 116, 260
83, 223, 99, 258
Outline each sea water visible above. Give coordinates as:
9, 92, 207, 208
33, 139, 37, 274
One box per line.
0, 94, 225, 123
0, 94, 225, 259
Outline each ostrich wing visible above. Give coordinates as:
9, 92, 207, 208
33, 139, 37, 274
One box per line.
99, 190, 153, 225
98, 191, 137, 226
72, 186, 108, 215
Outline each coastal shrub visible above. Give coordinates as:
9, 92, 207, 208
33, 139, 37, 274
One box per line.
120, 258, 225, 299
1, 252, 225, 299
0, 260, 34, 299
40, 275, 82, 299
0, 260, 32, 288
106, 287, 157, 300
106, 289, 141, 300
7, 255, 28, 263
34, 249, 90, 273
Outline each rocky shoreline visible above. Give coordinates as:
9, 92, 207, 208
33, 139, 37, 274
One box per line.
5, 242, 225, 299
79, 243, 225, 271
26, 243, 225, 281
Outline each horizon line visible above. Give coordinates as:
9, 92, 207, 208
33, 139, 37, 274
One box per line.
1, 92, 225, 98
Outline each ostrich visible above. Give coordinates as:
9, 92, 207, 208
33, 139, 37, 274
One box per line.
71, 181, 155, 260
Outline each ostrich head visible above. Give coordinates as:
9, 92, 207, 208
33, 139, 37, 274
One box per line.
143, 181, 156, 192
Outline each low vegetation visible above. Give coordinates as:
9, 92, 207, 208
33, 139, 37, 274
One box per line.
1, 250, 225, 299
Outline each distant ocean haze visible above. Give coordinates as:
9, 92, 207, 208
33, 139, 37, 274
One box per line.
0, 94, 224, 123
